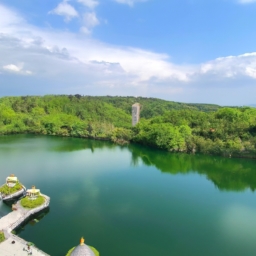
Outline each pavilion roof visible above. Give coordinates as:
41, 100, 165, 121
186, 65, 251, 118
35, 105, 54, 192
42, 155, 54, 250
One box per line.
6, 177, 18, 182
27, 188, 40, 193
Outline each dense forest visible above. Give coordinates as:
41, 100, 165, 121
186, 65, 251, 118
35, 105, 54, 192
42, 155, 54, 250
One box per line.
94, 96, 221, 118
0, 95, 255, 158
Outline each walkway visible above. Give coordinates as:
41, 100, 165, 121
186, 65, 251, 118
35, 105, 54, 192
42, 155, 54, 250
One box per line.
0, 194, 50, 256
0, 236, 48, 256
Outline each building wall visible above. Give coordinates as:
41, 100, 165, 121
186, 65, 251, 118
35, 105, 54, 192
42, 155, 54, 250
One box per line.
132, 103, 140, 126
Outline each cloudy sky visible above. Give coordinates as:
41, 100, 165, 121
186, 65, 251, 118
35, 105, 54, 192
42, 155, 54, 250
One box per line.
1, 0, 256, 105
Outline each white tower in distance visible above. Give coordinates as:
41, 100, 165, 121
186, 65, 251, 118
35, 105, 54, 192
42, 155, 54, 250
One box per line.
132, 103, 140, 126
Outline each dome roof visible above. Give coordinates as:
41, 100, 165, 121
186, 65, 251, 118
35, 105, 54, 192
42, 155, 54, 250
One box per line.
70, 238, 96, 256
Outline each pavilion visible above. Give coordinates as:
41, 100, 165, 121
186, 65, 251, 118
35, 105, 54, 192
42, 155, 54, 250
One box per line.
26, 185, 40, 200
67, 237, 99, 256
6, 174, 18, 188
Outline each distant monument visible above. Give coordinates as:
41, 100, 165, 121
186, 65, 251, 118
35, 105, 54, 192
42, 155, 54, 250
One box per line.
132, 103, 140, 126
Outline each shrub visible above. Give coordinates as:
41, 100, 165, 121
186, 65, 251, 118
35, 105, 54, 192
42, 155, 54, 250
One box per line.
0, 182, 23, 195
0, 232, 5, 243
20, 196, 45, 208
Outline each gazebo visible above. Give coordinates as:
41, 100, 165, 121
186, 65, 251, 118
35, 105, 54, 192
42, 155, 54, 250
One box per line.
6, 174, 18, 188
26, 186, 40, 200
67, 237, 99, 256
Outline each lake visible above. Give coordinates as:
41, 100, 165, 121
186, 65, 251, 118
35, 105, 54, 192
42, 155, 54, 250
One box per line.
0, 135, 256, 256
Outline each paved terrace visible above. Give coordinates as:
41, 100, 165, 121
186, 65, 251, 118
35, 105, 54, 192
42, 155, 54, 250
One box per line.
0, 195, 50, 256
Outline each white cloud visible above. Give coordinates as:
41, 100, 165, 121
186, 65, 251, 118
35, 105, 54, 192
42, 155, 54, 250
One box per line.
1, 3, 256, 104
114, 0, 148, 6
83, 12, 100, 28
25, 70, 32, 75
238, 0, 256, 3
49, 0, 100, 33
49, 0, 78, 22
3, 64, 21, 72
77, 0, 99, 9
0, 5, 23, 27
2, 64, 32, 75
80, 26, 91, 34
80, 11, 100, 34
199, 52, 256, 79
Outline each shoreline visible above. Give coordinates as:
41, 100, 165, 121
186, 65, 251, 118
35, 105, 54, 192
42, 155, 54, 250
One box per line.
1, 133, 255, 160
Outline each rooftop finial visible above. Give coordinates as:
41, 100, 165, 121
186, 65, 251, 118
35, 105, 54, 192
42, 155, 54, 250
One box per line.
80, 237, 85, 245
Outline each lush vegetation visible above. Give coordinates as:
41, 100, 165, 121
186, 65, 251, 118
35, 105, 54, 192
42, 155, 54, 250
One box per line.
0, 182, 23, 195
20, 195, 45, 208
0, 95, 255, 158
66, 246, 99, 256
95, 96, 221, 118
133, 107, 256, 157
0, 232, 5, 243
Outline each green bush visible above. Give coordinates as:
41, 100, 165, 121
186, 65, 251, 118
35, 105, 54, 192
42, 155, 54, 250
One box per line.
66, 247, 75, 256
0, 182, 23, 195
90, 246, 100, 256
20, 196, 45, 209
0, 232, 5, 243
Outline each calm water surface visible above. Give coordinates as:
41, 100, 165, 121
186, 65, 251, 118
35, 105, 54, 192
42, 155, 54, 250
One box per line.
0, 135, 256, 256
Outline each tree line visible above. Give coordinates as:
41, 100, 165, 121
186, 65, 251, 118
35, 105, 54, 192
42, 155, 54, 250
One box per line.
0, 95, 255, 158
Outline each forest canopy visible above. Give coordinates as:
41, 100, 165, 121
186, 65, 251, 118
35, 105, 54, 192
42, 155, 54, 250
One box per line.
0, 95, 255, 158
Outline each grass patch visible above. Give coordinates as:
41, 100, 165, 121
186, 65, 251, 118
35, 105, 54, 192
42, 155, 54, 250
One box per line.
0, 232, 5, 243
20, 196, 45, 209
90, 246, 100, 256
66, 246, 99, 256
66, 247, 75, 256
0, 182, 23, 195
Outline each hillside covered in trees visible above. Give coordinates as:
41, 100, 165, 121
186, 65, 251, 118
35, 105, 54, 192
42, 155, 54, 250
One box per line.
0, 95, 255, 158
94, 96, 221, 118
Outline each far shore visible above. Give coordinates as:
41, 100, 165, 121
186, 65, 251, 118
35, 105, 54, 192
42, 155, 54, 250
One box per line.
1, 133, 255, 160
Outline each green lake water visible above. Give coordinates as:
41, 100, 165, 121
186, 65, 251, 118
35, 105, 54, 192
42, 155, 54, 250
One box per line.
0, 135, 256, 256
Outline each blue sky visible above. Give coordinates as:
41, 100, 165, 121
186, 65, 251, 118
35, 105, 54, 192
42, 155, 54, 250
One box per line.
1, 0, 256, 105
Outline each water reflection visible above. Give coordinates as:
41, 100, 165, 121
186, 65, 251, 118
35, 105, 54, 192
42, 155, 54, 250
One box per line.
1, 135, 256, 192
127, 144, 256, 192
50, 137, 256, 192
14, 207, 50, 234
1, 135, 256, 256
51, 137, 116, 153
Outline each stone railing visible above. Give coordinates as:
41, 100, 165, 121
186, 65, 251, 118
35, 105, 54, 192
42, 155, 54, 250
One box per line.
8, 194, 50, 232
4, 194, 51, 255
